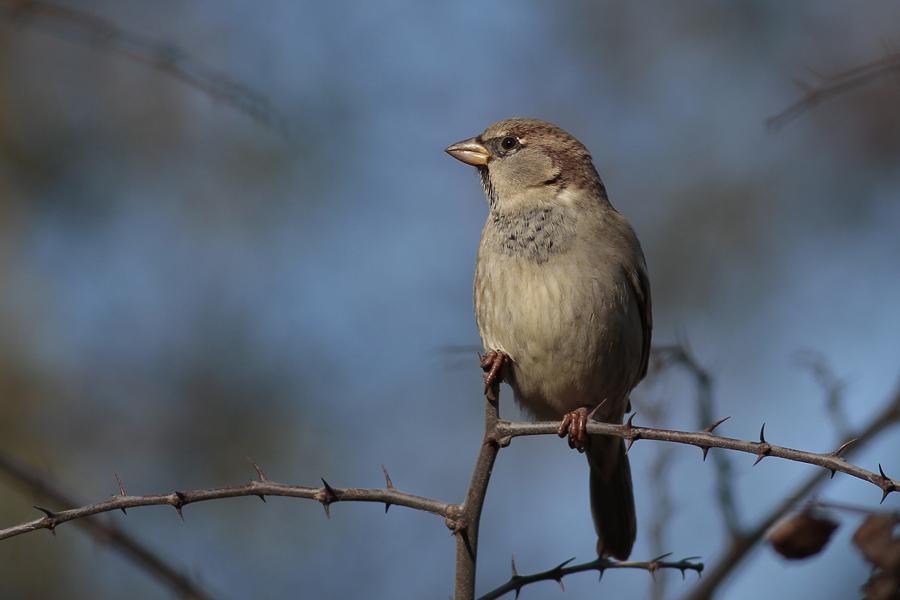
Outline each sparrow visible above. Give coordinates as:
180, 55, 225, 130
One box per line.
445, 118, 652, 560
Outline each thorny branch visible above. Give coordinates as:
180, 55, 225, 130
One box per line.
1, 352, 898, 599
477, 554, 703, 600
0, 464, 454, 541
497, 418, 899, 502
0, 452, 218, 600
0, 0, 286, 130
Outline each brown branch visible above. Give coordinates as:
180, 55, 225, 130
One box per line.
453, 373, 504, 600
477, 554, 703, 600
0, 466, 455, 541
0, 452, 219, 600
497, 418, 899, 499
0, 0, 286, 130
767, 48, 900, 130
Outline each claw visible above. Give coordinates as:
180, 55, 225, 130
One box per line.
558, 407, 590, 452
480, 350, 507, 395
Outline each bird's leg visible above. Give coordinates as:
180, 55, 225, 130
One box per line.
558, 400, 606, 453
478, 350, 507, 396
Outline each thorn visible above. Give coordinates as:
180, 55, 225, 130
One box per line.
381, 464, 395, 490
647, 556, 663, 583
449, 517, 467, 537
701, 446, 710, 461
173, 491, 186, 521
625, 413, 637, 429
754, 424, 771, 466
248, 458, 270, 482
752, 453, 767, 467
587, 399, 607, 420
557, 579, 565, 592
33, 506, 58, 538
830, 438, 857, 457
625, 438, 636, 454
651, 552, 673, 561
703, 416, 731, 434
319, 478, 337, 519
114, 471, 127, 515
511, 553, 518, 577
381, 464, 395, 513
878, 464, 896, 504
258, 495, 267, 503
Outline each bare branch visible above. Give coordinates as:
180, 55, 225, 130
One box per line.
0, 0, 286, 130
768, 48, 900, 130
478, 555, 704, 600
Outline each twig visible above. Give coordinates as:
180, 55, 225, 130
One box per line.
794, 350, 851, 441
768, 47, 900, 131
0, 0, 286, 130
478, 554, 703, 600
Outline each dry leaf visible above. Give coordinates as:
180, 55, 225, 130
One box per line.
769, 510, 839, 559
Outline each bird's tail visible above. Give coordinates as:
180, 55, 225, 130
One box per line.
587, 435, 636, 560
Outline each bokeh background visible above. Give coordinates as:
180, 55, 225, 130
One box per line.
1, 1, 899, 599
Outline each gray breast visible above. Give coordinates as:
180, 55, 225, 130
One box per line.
489, 207, 572, 263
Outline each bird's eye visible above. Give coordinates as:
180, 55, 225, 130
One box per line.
500, 136, 518, 150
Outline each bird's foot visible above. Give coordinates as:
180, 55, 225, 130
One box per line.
478, 350, 507, 399
558, 407, 589, 452
558, 401, 605, 453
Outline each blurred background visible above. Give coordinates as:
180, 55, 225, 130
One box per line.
1, 1, 899, 598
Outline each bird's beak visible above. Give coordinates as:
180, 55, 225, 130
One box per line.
445, 137, 491, 166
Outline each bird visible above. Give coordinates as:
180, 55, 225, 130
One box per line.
445, 118, 652, 560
